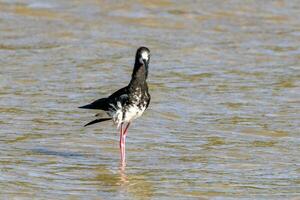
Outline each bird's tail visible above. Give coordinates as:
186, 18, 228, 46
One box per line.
84, 118, 112, 127
79, 98, 108, 110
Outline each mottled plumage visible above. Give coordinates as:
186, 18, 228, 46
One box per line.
79, 47, 151, 164
79, 47, 151, 128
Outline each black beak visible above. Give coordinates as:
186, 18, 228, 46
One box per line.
143, 59, 148, 68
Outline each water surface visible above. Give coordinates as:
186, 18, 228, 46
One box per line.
0, 0, 300, 199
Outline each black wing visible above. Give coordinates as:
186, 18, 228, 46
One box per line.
108, 86, 128, 100
79, 86, 129, 111
106, 86, 129, 108
79, 98, 109, 111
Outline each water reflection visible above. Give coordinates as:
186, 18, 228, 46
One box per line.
119, 162, 129, 185
91, 164, 154, 200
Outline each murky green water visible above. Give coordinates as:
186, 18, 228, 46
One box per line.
0, 0, 300, 199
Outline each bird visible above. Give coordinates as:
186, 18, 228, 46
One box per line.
79, 47, 151, 165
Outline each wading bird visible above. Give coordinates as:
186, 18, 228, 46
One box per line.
79, 47, 151, 165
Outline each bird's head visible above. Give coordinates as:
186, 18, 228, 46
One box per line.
132, 46, 150, 79
136, 46, 150, 68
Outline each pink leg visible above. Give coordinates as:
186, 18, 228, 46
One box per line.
120, 123, 131, 165
119, 123, 125, 163
123, 123, 131, 137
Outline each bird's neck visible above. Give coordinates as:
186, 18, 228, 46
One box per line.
129, 64, 148, 90
131, 63, 147, 82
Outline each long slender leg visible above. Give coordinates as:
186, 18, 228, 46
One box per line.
119, 122, 131, 165
119, 123, 125, 163
119, 123, 123, 149
120, 122, 130, 165
121, 132, 126, 164
123, 123, 131, 137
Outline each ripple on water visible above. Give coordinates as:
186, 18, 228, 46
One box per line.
0, 0, 300, 199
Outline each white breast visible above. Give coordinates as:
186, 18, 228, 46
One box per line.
107, 101, 146, 128
123, 104, 146, 123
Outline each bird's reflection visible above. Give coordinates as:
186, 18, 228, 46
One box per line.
118, 161, 129, 184
92, 161, 153, 199
117, 161, 154, 200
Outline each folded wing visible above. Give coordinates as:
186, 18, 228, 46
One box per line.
79, 98, 109, 111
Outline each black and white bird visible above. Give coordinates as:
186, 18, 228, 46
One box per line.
79, 47, 151, 164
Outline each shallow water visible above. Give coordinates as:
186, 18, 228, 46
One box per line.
0, 0, 300, 199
